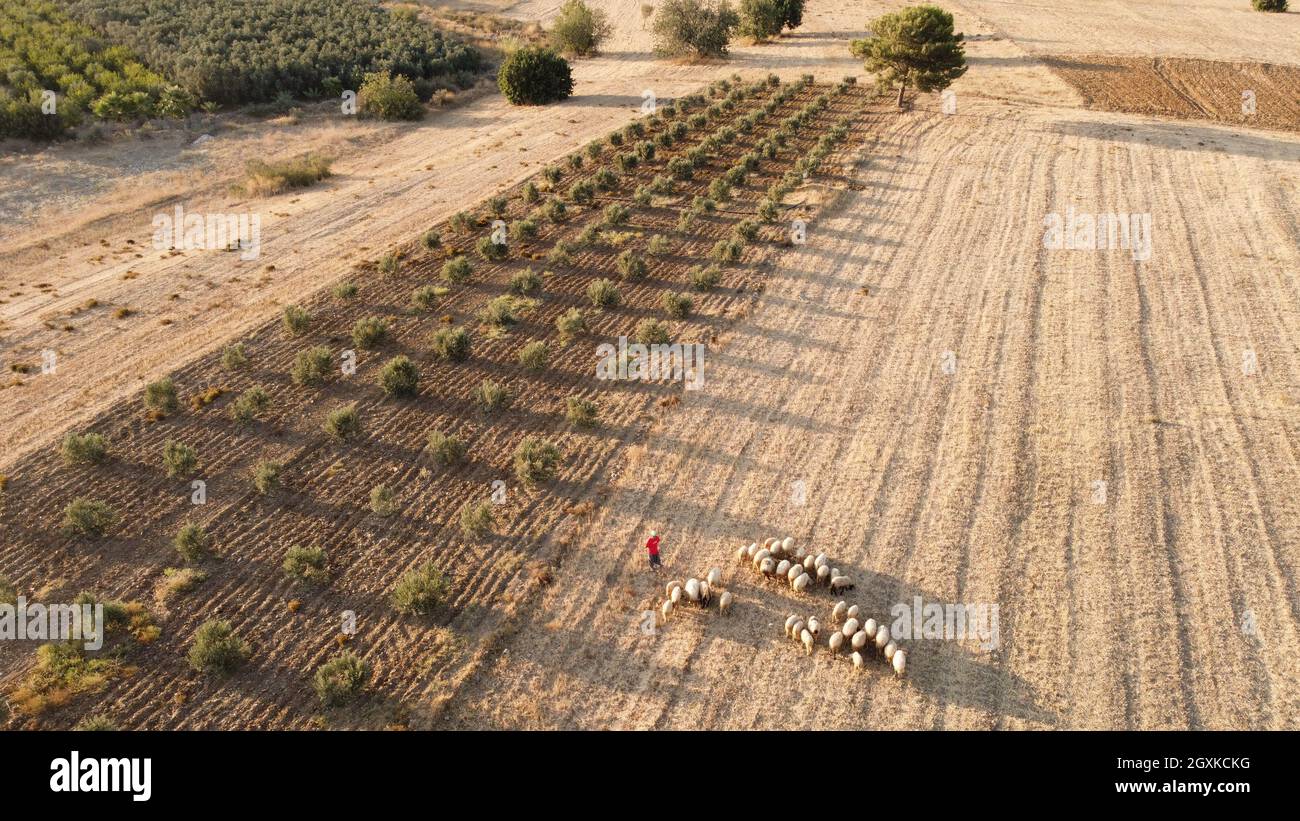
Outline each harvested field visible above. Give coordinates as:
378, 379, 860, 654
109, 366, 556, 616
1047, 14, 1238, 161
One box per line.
443, 99, 1300, 731
0, 78, 879, 729
1045, 56, 1300, 133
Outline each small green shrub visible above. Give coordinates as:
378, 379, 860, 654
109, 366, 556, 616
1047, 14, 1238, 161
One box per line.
230, 386, 271, 424
635, 318, 671, 345
587, 278, 622, 308
252, 460, 282, 494
710, 237, 743, 263
427, 430, 467, 467
283, 545, 329, 584
378, 253, 400, 276
477, 235, 508, 261
550, 0, 613, 56
474, 379, 512, 412
62, 498, 116, 537
556, 307, 587, 340
661, 291, 693, 319
352, 317, 388, 348
292, 346, 333, 386
144, 378, 179, 414
412, 285, 447, 311
324, 405, 362, 440
479, 295, 528, 327
421, 229, 442, 250
510, 218, 539, 242
518, 340, 549, 371
187, 619, 249, 675
450, 211, 473, 233
616, 250, 647, 279
391, 560, 448, 615
163, 440, 198, 477
459, 499, 495, 538
690, 264, 722, 290
174, 522, 210, 562
603, 203, 630, 226
370, 484, 398, 516
568, 179, 596, 205
442, 255, 472, 283
734, 219, 759, 242
510, 268, 543, 295
334, 282, 359, 300
282, 305, 311, 336
314, 652, 369, 706
547, 239, 575, 266
379, 356, 420, 397
565, 396, 600, 429
647, 234, 672, 255
432, 326, 472, 361
514, 436, 562, 484
61, 432, 107, 465
221, 344, 249, 370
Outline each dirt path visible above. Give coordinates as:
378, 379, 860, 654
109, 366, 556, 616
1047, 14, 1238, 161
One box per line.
443, 98, 1300, 729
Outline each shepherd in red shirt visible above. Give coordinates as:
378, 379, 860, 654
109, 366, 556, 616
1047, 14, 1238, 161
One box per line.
646, 530, 662, 571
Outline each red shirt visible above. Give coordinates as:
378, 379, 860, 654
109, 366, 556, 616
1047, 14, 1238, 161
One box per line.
646, 536, 661, 556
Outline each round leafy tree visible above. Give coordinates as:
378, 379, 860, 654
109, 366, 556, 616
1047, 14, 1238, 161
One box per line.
498, 47, 575, 105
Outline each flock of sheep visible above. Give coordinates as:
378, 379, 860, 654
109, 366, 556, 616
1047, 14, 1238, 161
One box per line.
738, 537, 856, 594
652, 535, 907, 680
784, 600, 906, 677
660, 567, 732, 623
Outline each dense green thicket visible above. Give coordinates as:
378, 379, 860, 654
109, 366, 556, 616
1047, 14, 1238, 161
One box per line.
64, 0, 484, 105
0, 0, 185, 139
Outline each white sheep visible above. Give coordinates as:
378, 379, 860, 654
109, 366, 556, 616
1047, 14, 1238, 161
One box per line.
706, 567, 722, 588
781, 536, 795, 553
828, 631, 844, 654
775, 559, 791, 578
719, 591, 733, 615
892, 649, 907, 677
831, 601, 848, 624
792, 573, 810, 593
684, 578, 701, 603
670, 586, 681, 605
851, 651, 865, 671
802, 555, 816, 572
807, 617, 821, 638
874, 623, 890, 652
830, 575, 854, 593
760, 557, 776, 576
814, 553, 828, 569
786, 564, 802, 583
763, 537, 777, 550
816, 565, 831, 585
752, 548, 771, 570
746, 542, 760, 559
661, 599, 673, 622
735, 545, 749, 563
863, 618, 877, 638
790, 619, 805, 640
699, 580, 712, 606
665, 580, 682, 598
884, 640, 897, 661
851, 630, 868, 651
841, 617, 860, 638
784, 614, 800, 637
801, 628, 814, 655
794, 546, 806, 560
847, 604, 860, 621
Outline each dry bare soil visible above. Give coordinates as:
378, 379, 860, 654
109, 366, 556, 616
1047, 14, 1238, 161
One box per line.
3, 0, 1300, 730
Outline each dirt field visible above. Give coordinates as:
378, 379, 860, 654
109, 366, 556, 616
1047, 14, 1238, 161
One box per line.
1045, 56, 1300, 133
3, 0, 1300, 730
